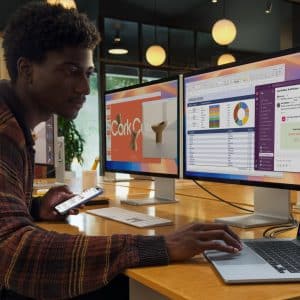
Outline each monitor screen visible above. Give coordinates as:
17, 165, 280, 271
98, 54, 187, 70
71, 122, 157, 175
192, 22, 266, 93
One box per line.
183, 48, 300, 190
104, 77, 179, 177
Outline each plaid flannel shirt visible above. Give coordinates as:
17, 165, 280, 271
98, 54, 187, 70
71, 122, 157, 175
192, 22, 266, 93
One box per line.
0, 80, 169, 300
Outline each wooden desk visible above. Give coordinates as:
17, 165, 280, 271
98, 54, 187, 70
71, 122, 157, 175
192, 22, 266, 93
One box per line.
36, 179, 300, 300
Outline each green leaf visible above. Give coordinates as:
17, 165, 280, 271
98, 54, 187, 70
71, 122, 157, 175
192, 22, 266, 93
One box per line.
58, 116, 85, 171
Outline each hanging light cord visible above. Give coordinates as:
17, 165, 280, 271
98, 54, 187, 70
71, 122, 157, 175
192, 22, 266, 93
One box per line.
193, 180, 253, 213
154, 0, 157, 42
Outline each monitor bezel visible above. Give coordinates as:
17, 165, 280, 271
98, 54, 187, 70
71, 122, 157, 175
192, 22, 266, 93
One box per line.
183, 47, 300, 191
103, 75, 180, 178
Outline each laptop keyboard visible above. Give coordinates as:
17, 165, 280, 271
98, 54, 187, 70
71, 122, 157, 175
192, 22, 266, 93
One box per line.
245, 241, 300, 273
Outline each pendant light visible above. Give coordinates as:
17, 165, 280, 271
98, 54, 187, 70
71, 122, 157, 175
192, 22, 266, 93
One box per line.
146, 45, 166, 66
47, 0, 76, 9
265, 1, 272, 14
145, 0, 166, 66
212, 0, 237, 46
217, 53, 236, 65
108, 30, 128, 55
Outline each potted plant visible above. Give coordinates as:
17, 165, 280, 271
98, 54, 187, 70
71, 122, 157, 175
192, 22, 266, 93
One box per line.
57, 116, 85, 172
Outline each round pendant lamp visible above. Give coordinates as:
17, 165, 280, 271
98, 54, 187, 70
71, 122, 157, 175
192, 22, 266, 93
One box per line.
212, 19, 237, 46
47, 0, 76, 9
146, 44, 166, 66
211, 0, 237, 46
108, 32, 128, 55
145, 0, 167, 67
217, 53, 236, 65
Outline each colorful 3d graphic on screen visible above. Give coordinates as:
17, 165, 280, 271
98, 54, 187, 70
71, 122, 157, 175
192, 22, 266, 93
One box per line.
105, 78, 179, 176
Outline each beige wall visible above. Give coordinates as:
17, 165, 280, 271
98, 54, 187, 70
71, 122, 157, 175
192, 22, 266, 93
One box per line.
0, 35, 9, 80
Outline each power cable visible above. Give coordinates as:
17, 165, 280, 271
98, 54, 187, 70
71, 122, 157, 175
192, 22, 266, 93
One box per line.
193, 180, 253, 213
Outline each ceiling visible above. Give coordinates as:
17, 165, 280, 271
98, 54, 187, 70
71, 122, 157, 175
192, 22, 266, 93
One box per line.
1, 0, 300, 66
95, 0, 297, 53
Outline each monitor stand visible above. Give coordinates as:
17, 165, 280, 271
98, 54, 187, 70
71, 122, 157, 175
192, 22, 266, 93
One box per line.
215, 186, 292, 228
103, 172, 133, 182
121, 177, 178, 206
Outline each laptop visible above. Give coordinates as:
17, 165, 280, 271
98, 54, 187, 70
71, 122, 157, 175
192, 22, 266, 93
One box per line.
204, 225, 300, 283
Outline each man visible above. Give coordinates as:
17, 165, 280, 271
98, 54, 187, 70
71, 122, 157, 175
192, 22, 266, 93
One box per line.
0, 2, 242, 299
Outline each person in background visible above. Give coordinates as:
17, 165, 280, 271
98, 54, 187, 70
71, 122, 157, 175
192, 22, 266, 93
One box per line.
0, 2, 242, 299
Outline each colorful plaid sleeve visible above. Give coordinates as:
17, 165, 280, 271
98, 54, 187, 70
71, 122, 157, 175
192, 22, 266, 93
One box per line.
0, 106, 169, 299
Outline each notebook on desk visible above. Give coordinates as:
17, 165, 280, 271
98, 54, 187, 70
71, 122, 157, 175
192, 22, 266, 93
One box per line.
204, 225, 300, 283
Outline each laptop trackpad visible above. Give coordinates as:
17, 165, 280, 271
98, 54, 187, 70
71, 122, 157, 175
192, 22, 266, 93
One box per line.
207, 247, 266, 265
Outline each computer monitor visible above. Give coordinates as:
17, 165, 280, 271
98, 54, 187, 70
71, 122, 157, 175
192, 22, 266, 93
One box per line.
183, 48, 300, 228
104, 76, 181, 205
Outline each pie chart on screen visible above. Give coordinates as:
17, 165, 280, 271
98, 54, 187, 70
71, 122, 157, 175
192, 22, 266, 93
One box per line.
233, 102, 249, 126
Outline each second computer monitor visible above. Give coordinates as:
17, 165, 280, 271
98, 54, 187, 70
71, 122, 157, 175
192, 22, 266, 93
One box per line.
183, 48, 300, 227
104, 77, 180, 205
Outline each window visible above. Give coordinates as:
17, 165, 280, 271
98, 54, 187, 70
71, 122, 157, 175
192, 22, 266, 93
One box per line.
169, 28, 194, 67
142, 68, 168, 82
73, 73, 100, 173
105, 65, 139, 90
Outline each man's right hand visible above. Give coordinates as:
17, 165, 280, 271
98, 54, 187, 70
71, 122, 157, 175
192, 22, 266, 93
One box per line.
165, 223, 243, 262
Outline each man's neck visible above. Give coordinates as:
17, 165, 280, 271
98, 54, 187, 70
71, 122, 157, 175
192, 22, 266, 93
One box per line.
13, 81, 51, 129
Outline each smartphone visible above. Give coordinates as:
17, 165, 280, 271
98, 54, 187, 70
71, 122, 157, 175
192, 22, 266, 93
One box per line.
54, 186, 103, 215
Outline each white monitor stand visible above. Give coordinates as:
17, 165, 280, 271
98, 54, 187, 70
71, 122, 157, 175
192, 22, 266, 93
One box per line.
103, 172, 133, 182
215, 186, 292, 228
121, 177, 178, 206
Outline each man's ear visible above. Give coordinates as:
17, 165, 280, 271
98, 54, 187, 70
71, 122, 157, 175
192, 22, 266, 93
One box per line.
17, 57, 33, 84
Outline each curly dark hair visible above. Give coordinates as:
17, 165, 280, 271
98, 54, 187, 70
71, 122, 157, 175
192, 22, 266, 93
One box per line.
3, 1, 101, 82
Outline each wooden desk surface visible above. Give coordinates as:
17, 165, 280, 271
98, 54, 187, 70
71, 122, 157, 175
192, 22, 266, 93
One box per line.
36, 179, 300, 300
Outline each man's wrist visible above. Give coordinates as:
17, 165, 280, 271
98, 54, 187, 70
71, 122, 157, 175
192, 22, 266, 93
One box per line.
137, 235, 169, 266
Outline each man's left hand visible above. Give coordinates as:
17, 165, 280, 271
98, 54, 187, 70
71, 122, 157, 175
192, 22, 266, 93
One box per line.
38, 185, 80, 221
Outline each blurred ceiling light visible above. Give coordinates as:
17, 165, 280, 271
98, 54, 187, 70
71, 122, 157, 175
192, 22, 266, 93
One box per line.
146, 45, 166, 66
145, 0, 167, 66
47, 0, 76, 9
212, 18, 237, 45
212, 0, 218, 3
265, 1, 272, 14
108, 32, 128, 55
217, 53, 236, 65
211, 0, 236, 45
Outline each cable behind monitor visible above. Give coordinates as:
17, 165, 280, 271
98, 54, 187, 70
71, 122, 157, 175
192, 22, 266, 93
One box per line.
193, 180, 253, 213
193, 180, 297, 234
262, 219, 298, 238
